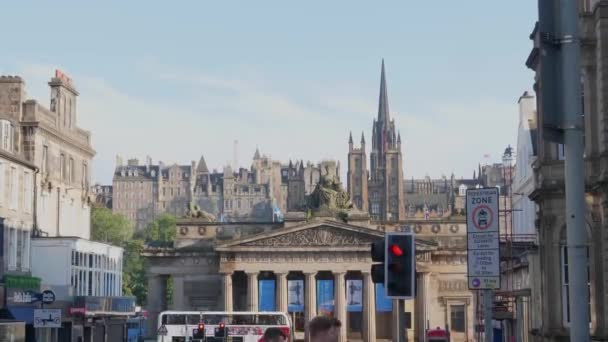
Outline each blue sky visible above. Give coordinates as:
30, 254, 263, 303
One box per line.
0, 1, 537, 184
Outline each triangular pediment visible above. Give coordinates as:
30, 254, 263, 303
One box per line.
216, 220, 383, 251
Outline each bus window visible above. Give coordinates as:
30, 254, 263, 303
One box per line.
186, 315, 201, 325
167, 314, 186, 325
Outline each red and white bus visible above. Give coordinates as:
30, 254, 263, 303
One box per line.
157, 311, 293, 342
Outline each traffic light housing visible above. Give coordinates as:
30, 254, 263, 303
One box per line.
214, 322, 228, 338
193, 322, 206, 340
370, 232, 415, 299
386, 233, 415, 298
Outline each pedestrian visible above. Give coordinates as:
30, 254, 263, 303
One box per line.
308, 316, 341, 342
262, 327, 287, 342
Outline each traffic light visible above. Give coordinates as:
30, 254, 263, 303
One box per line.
386, 233, 415, 298
214, 322, 228, 338
371, 239, 386, 284
193, 322, 206, 340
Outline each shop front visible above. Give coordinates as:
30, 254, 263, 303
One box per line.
68, 296, 136, 342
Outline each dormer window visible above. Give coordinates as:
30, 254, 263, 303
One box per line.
458, 184, 467, 196
0, 120, 14, 152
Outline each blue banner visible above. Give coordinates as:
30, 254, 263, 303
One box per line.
376, 284, 393, 312
346, 280, 363, 312
317, 280, 334, 315
259, 280, 276, 312
288, 280, 304, 312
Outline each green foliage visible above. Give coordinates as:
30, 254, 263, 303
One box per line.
90, 211, 179, 306
91, 207, 133, 245
143, 214, 177, 243
122, 239, 147, 305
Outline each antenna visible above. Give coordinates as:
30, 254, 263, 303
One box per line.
233, 139, 239, 170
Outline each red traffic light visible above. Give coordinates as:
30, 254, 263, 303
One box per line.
198, 323, 205, 330
390, 244, 404, 256
219, 322, 225, 329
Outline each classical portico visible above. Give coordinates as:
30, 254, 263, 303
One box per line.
214, 220, 435, 341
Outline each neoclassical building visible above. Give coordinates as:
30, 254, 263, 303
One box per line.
144, 214, 475, 341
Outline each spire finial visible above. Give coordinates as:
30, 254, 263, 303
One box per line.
349, 131, 353, 144
397, 131, 401, 144
378, 59, 390, 124
361, 131, 366, 144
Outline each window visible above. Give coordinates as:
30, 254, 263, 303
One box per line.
10, 166, 17, 210
24, 172, 32, 213
69, 158, 74, 183
561, 245, 591, 325
0, 120, 13, 152
41, 146, 49, 174
60, 154, 65, 180
371, 203, 380, 215
82, 162, 88, 187
557, 144, 565, 161
459, 184, 467, 196
450, 304, 466, 332
8, 228, 16, 269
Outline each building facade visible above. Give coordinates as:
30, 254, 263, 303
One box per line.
348, 61, 406, 221
112, 151, 341, 229
525, 0, 608, 340
0, 71, 135, 342
91, 184, 112, 209
0, 71, 95, 240
144, 217, 475, 342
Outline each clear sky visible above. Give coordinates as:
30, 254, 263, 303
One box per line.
0, 1, 537, 184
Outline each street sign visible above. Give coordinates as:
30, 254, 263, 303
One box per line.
466, 188, 500, 290
157, 325, 168, 336
34, 309, 61, 328
40, 290, 56, 305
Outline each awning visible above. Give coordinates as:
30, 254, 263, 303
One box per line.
5, 307, 35, 324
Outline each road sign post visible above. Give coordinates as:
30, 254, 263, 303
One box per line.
466, 188, 500, 342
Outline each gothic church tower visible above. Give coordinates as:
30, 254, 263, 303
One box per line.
349, 60, 405, 221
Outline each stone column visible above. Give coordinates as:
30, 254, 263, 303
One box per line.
146, 275, 166, 336
415, 273, 428, 338
246, 271, 259, 312
171, 275, 185, 310
362, 272, 376, 342
333, 272, 347, 342
276, 272, 288, 313
222, 272, 233, 311
304, 272, 317, 342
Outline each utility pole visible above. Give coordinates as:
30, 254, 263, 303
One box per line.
484, 290, 493, 342
560, 0, 590, 340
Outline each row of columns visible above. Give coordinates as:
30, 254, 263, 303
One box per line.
221, 271, 377, 342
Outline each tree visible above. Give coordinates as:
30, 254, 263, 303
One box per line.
143, 214, 177, 243
91, 206, 133, 245
122, 239, 147, 304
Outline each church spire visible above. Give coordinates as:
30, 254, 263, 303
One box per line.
378, 59, 390, 125
361, 131, 366, 145
349, 131, 353, 144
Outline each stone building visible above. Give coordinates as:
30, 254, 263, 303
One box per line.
348, 61, 406, 221
0, 71, 95, 240
112, 149, 341, 229
144, 216, 475, 342
524, 0, 608, 340
0, 71, 136, 341
91, 184, 112, 209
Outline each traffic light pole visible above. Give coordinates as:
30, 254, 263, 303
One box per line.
560, 0, 590, 341
398, 299, 407, 342
484, 289, 493, 342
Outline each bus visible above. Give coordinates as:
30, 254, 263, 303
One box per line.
157, 311, 293, 342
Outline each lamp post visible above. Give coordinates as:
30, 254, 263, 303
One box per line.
501, 146, 514, 341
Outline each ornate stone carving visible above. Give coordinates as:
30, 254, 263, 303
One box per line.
242, 226, 377, 247
438, 280, 468, 292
